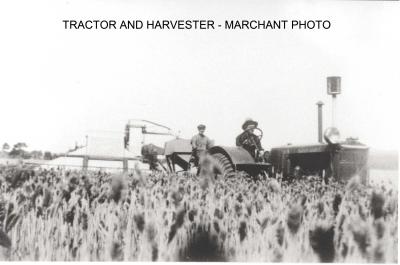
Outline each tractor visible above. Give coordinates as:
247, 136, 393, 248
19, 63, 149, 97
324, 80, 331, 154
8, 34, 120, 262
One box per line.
163, 77, 370, 184
163, 127, 369, 184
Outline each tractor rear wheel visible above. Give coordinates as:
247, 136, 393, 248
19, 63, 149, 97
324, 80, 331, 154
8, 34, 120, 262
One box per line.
212, 153, 236, 179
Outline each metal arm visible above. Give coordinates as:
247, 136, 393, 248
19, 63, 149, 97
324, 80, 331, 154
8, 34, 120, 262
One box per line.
124, 119, 180, 149
128, 119, 171, 130
127, 119, 179, 137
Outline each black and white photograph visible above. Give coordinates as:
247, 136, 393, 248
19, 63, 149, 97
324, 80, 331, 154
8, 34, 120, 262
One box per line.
0, 0, 399, 262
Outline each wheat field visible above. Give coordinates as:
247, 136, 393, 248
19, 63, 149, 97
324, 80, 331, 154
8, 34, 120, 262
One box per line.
0, 163, 397, 262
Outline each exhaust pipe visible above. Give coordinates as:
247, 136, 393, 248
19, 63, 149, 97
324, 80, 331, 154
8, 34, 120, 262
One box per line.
316, 101, 324, 143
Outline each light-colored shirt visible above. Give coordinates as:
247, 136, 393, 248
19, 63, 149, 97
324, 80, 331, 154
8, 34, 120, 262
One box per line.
191, 134, 212, 151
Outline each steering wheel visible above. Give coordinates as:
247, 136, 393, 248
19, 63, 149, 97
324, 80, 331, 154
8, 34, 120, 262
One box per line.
253, 127, 263, 141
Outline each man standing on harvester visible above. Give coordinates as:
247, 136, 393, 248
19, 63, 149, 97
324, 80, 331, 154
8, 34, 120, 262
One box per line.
190, 124, 213, 174
236, 118, 264, 160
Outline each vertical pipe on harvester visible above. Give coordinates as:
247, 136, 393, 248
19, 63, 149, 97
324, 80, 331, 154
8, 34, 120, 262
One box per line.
316, 101, 324, 143
332, 94, 337, 127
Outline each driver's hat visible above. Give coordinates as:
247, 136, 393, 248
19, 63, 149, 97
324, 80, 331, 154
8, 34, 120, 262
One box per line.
242, 119, 258, 130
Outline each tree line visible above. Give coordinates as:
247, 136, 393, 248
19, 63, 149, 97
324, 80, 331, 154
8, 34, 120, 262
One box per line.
1, 142, 56, 160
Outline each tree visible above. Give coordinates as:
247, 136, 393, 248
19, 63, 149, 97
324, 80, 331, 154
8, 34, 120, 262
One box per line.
30, 150, 43, 159
2, 142, 10, 152
44, 151, 53, 160
8, 142, 28, 158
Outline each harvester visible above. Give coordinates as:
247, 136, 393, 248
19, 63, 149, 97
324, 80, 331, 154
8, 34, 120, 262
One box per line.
123, 120, 270, 177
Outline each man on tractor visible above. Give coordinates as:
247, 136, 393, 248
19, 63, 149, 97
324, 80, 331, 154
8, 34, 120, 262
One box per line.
236, 119, 265, 161
190, 124, 213, 175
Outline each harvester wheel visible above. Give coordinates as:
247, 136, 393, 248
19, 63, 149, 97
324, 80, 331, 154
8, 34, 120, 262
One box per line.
212, 153, 236, 179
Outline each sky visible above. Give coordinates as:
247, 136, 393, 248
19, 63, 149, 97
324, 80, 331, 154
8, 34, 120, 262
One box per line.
0, 0, 399, 154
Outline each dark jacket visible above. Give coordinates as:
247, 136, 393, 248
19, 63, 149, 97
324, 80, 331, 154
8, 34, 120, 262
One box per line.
236, 131, 263, 158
